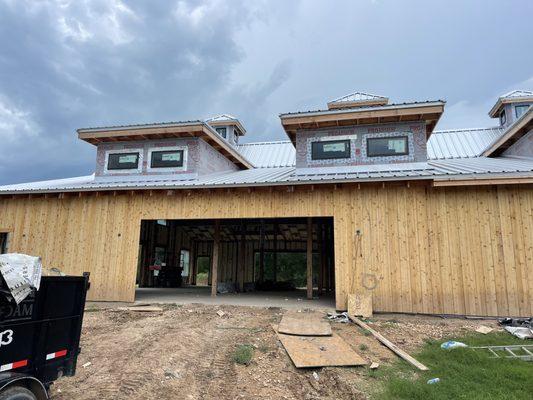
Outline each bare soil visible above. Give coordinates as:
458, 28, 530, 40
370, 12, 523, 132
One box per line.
52, 304, 502, 400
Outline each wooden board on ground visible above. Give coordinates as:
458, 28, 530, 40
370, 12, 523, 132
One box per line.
348, 293, 372, 318
118, 306, 163, 312
277, 331, 366, 368
347, 314, 428, 371
278, 311, 332, 336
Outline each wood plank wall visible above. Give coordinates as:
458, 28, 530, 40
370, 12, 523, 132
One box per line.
0, 183, 531, 316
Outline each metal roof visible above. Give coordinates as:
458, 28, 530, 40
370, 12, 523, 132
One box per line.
1, 156, 531, 194
427, 127, 504, 159
206, 114, 238, 122
77, 120, 204, 133
279, 100, 445, 117
329, 92, 388, 103
500, 90, 533, 99
236, 141, 295, 168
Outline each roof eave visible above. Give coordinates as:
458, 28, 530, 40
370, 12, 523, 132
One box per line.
77, 121, 253, 170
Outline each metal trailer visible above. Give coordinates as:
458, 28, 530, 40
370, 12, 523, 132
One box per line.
0, 274, 90, 400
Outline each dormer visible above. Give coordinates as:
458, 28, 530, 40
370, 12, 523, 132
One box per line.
489, 90, 533, 129
206, 114, 246, 146
77, 121, 252, 180
280, 92, 445, 170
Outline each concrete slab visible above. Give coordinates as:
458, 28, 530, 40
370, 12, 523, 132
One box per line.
129, 286, 336, 310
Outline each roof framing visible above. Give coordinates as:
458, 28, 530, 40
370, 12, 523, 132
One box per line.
77, 121, 253, 169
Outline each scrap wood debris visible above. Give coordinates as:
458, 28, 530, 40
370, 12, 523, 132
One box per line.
475, 325, 493, 334
117, 306, 163, 313
274, 311, 366, 368
347, 314, 429, 371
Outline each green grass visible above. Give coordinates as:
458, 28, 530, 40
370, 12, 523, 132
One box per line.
374, 332, 532, 400
232, 344, 254, 365
359, 344, 369, 351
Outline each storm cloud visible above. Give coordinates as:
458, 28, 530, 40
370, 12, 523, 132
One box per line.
0, 0, 532, 184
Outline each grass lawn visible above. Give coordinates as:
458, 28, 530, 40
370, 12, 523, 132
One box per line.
369, 332, 532, 400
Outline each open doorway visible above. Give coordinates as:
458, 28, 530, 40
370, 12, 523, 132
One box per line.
0, 232, 9, 254
135, 217, 335, 301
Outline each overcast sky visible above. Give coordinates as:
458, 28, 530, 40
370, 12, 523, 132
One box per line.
1, 0, 532, 185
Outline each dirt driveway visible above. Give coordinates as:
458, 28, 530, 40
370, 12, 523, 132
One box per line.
52, 304, 500, 400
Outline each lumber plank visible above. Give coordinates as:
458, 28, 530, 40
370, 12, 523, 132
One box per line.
347, 314, 429, 371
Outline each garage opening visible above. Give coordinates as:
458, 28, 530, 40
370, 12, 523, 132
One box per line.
135, 217, 334, 302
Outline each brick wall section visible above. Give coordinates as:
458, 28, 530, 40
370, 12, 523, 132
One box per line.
197, 138, 239, 175
503, 129, 533, 158
295, 121, 427, 168
95, 137, 238, 177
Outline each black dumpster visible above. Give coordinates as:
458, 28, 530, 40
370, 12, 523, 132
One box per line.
0, 273, 89, 399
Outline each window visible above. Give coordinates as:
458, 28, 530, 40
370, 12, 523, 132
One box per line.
107, 152, 139, 170
311, 139, 351, 160
515, 105, 530, 119
215, 127, 227, 138
150, 150, 184, 168
500, 110, 507, 125
367, 136, 408, 157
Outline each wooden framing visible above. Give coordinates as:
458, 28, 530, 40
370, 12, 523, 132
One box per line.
0, 183, 532, 317
211, 220, 220, 297
306, 217, 313, 300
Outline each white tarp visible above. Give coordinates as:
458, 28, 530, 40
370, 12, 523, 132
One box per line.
0, 253, 42, 304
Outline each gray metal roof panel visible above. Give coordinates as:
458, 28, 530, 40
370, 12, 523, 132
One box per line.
427, 127, 504, 159
1, 156, 531, 195
236, 141, 296, 168
280, 100, 445, 117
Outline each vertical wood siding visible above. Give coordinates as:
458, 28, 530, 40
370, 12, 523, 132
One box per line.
0, 184, 531, 316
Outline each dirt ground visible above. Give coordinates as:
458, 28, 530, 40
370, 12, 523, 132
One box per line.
52, 303, 502, 400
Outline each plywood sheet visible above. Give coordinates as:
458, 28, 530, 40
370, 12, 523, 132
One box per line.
277, 332, 366, 368
278, 311, 332, 336
348, 293, 373, 318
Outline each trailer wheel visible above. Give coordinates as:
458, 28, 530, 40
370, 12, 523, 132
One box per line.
0, 386, 37, 400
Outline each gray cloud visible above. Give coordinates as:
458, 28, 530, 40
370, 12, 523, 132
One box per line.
0, 0, 532, 184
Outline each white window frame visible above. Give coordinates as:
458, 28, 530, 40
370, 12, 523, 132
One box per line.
147, 146, 188, 172
104, 148, 143, 174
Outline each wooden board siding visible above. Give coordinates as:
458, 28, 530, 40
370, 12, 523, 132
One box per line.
0, 184, 532, 316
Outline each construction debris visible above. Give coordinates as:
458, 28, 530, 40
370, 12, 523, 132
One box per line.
276, 331, 366, 368
347, 314, 429, 371
327, 311, 350, 323
369, 362, 379, 370
278, 311, 332, 336
475, 326, 493, 334
347, 293, 372, 318
0, 253, 42, 304
216, 310, 226, 317
499, 318, 533, 339
118, 306, 163, 312
82, 362, 92, 368
441, 341, 468, 350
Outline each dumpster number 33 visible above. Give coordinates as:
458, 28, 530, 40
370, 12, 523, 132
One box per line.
0, 329, 14, 347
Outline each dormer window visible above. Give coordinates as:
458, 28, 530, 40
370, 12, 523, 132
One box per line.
367, 136, 408, 157
311, 139, 351, 160
107, 152, 140, 170
216, 127, 227, 139
515, 105, 529, 119
150, 149, 184, 168
500, 110, 506, 125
